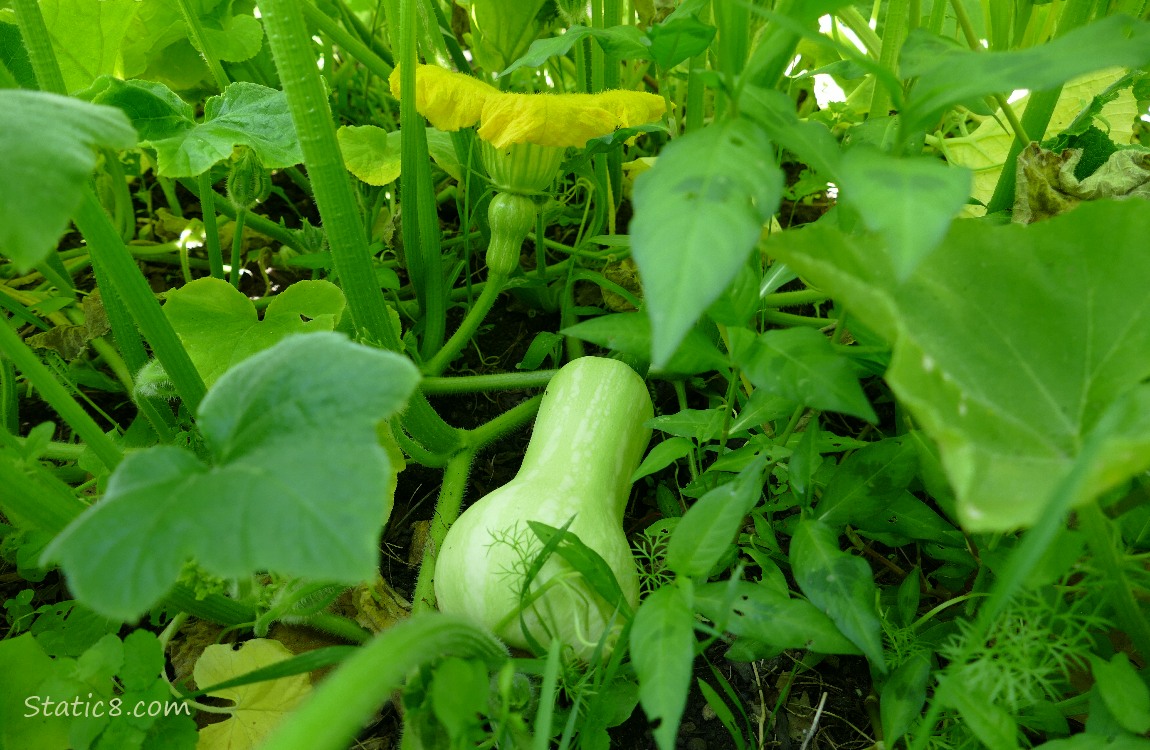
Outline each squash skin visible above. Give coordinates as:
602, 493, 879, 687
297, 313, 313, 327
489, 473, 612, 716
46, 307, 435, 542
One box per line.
434, 357, 653, 657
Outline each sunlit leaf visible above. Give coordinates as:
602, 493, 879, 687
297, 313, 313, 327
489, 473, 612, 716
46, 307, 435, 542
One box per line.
160, 277, 345, 387
40, 0, 139, 92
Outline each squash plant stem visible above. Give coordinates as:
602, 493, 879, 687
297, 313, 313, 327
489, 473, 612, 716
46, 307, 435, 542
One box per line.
0, 321, 122, 469
74, 189, 208, 412
12, 0, 66, 94
198, 172, 226, 279
260, 0, 401, 351
397, 0, 448, 358
410, 394, 544, 614
421, 272, 509, 376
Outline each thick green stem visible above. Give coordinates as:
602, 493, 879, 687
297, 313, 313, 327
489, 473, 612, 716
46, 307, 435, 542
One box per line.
298, 613, 372, 644
421, 370, 557, 394
73, 190, 207, 413
402, 391, 465, 455
0, 323, 122, 470
1, 358, 19, 433
165, 584, 257, 626
763, 310, 837, 328
260, 0, 401, 351
335, 0, 395, 66
422, 272, 508, 376
764, 289, 831, 308
0, 448, 91, 536
397, 0, 448, 358
198, 172, 226, 279
175, 0, 230, 91
261, 614, 505, 750
302, 2, 393, 79
835, 5, 885, 57
230, 207, 248, 288
869, 0, 909, 118
12, 0, 65, 94
925, 0, 948, 34
465, 393, 544, 448
411, 449, 476, 613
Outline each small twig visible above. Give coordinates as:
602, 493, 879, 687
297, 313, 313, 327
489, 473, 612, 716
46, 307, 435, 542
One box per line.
798, 692, 828, 750
752, 661, 768, 750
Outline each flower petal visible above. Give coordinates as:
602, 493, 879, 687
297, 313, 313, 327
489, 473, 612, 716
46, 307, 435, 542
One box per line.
479, 93, 619, 148
389, 64, 497, 132
589, 90, 667, 128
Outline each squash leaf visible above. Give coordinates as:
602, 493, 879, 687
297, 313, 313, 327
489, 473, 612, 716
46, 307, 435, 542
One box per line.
938, 68, 1140, 215
39, 0, 139, 93
194, 639, 311, 750
145, 82, 302, 177
0, 91, 136, 271
766, 200, 1150, 531
160, 277, 345, 387
44, 334, 420, 620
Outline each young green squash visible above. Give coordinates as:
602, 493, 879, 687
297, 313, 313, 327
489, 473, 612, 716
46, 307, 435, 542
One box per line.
434, 356, 653, 657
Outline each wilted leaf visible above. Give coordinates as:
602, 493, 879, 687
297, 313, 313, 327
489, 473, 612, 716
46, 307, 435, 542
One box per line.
194, 639, 311, 750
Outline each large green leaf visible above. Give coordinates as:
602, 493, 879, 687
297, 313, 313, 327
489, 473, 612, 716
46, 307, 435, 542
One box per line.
40, 0, 139, 93
77, 76, 196, 142
631, 119, 782, 368
196, 0, 264, 63
0, 91, 136, 271
160, 277, 346, 387
43, 334, 420, 621
119, 0, 262, 88
146, 82, 303, 176
0, 635, 73, 750
899, 15, 1150, 135
767, 201, 1150, 531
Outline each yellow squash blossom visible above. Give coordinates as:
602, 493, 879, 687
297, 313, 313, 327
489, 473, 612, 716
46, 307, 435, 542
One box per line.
391, 64, 500, 132
389, 64, 666, 149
